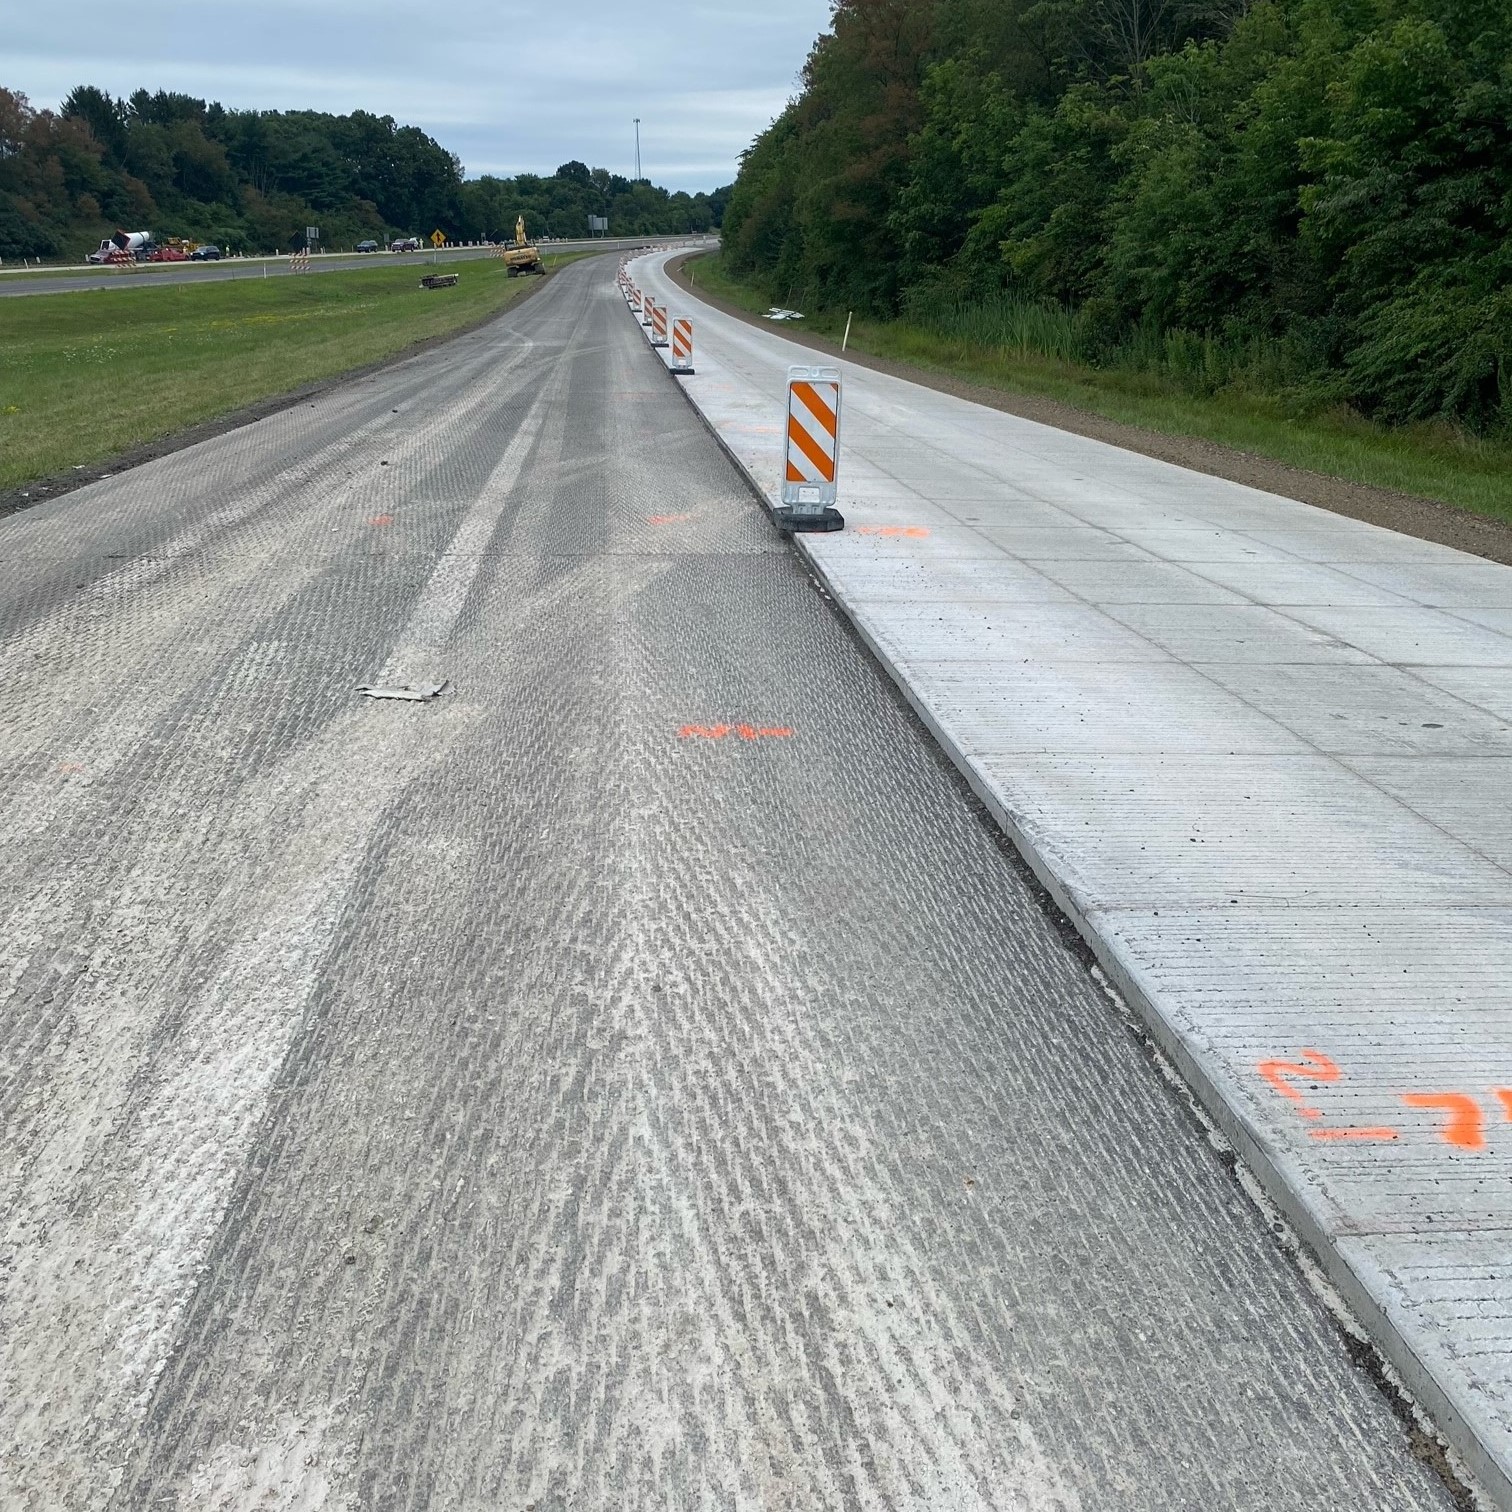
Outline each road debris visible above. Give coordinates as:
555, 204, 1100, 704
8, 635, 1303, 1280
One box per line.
356, 681, 448, 702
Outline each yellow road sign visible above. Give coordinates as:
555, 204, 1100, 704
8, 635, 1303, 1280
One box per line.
430, 230, 446, 248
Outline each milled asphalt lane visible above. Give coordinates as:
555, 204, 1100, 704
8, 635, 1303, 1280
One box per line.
0, 255, 1456, 1510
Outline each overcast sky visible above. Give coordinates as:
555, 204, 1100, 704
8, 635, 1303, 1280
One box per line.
8, 0, 832, 192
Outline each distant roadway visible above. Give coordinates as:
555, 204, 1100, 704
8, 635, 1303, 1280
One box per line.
0, 234, 710, 297
0, 253, 1454, 1510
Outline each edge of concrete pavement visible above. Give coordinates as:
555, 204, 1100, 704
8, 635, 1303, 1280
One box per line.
623, 260, 1504, 1512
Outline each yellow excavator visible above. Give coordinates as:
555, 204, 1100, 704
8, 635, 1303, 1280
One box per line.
501, 215, 546, 277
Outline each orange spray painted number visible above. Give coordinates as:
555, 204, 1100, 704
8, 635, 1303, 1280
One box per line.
1256, 1049, 1341, 1120
1258, 1049, 1512, 1151
1401, 1093, 1487, 1151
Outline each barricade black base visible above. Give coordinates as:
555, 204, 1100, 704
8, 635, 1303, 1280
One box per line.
775, 506, 846, 534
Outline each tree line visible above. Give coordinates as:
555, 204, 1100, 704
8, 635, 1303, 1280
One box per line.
721, 0, 1512, 431
0, 85, 730, 261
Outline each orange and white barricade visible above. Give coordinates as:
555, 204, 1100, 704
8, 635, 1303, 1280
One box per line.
670, 317, 694, 374
629, 286, 642, 312
777, 365, 844, 532
641, 294, 655, 328
650, 302, 669, 348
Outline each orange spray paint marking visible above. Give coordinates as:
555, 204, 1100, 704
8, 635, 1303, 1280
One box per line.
678, 724, 793, 742
855, 525, 931, 539
648, 513, 693, 526
1497, 1089, 1512, 1122
1257, 1049, 1342, 1120
367, 514, 395, 527
1308, 1127, 1400, 1142
1401, 1093, 1487, 1150
56, 761, 86, 775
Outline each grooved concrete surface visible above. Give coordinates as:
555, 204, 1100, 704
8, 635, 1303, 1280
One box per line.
630, 250, 1512, 1507
0, 255, 1458, 1512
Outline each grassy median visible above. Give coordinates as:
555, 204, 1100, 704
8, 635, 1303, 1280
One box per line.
0, 256, 576, 491
687, 253, 1512, 523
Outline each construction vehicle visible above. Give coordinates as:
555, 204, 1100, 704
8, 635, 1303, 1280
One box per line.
500, 216, 545, 277
87, 229, 154, 264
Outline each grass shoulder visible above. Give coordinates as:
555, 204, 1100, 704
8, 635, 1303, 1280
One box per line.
686, 253, 1512, 526
0, 254, 586, 493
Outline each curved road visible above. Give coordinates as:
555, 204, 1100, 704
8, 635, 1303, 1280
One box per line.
0, 254, 1457, 1510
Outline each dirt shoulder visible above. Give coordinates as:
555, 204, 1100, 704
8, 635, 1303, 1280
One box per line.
667, 254, 1512, 567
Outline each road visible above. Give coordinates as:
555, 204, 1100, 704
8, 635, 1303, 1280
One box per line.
635, 248, 1512, 1505
0, 235, 708, 298
0, 253, 1457, 1510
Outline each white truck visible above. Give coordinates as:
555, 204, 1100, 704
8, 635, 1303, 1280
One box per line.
87, 230, 154, 264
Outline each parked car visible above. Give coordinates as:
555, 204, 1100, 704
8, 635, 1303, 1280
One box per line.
355, 240, 379, 253
389, 237, 422, 252
189, 244, 222, 261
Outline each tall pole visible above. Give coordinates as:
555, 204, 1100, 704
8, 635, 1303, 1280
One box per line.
634, 118, 641, 183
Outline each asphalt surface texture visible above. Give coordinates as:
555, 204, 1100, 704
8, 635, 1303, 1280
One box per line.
0, 237, 698, 298
0, 253, 1460, 1511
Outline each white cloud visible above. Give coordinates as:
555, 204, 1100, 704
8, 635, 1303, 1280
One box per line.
4, 0, 829, 190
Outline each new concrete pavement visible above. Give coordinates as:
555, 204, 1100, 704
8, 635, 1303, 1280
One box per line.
631, 247, 1512, 1508
0, 253, 1461, 1510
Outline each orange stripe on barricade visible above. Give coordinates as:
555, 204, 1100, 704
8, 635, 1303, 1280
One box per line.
790, 381, 838, 439
788, 418, 835, 482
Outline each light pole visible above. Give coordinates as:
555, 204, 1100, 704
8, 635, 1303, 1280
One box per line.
634, 118, 641, 183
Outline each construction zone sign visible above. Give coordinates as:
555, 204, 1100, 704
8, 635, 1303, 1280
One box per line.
777, 366, 845, 532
